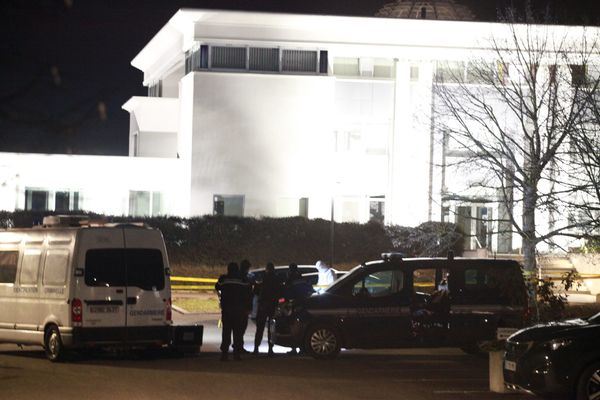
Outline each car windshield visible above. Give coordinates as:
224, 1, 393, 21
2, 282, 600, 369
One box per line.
587, 312, 600, 324
324, 264, 362, 293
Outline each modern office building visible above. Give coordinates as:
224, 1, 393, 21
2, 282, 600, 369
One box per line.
1, 2, 596, 253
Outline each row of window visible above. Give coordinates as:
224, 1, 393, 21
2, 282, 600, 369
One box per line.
0, 249, 68, 286
435, 61, 596, 86
24, 189, 80, 212
351, 266, 513, 304
185, 44, 328, 75
212, 194, 385, 223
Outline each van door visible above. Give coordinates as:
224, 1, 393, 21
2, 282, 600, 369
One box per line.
122, 228, 169, 337
79, 229, 127, 338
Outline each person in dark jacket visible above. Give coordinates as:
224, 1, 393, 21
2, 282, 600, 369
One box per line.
253, 262, 281, 356
215, 262, 253, 361
283, 263, 314, 354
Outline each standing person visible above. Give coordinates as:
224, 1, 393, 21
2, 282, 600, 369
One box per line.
283, 263, 314, 355
238, 259, 253, 353
253, 262, 281, 356
315, 260, 336, 292
215, 262, 252, 361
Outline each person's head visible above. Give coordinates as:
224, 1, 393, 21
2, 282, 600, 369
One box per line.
240, 259, 251, 274
265, 262, 275, 274
316, 260, 329, 272
227, 262, 239, 275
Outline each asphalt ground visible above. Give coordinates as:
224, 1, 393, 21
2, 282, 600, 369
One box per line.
0, 311, 534, 400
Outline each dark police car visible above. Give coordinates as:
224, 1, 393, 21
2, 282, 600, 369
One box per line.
271, 253, 527, 359
504, 314, 600, 399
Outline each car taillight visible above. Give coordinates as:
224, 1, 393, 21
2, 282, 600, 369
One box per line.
166, 297, 172, 322
72, 298, 83, 323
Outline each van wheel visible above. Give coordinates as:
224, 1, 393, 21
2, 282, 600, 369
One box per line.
304, 325, 341, 359
44, 325, 64, 362
576, 362, 600, 400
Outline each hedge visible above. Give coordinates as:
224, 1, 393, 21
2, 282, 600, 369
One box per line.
0, 210, 464, 269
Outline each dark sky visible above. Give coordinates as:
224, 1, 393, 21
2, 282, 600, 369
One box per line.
1, 0, 599, 156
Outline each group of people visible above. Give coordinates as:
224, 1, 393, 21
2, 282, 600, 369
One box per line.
214, 259, 334, 361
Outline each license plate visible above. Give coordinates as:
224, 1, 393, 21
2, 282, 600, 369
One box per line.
504, 360, 517, 372
89, 306, 119, 313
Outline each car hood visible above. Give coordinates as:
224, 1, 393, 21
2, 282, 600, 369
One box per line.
509, 318, 595, 342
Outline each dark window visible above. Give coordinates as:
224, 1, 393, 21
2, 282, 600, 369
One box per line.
456, 266, 524, 305
0, 251, 18, 284
200, 45, 209, 69
282, 50, 317, 73
420, 7, 427, 18
369, 200, 385, 224
352, 269, 403, 297
25, 189, 48, 211
211, 46, 247, 69
55, 191, 70, 212
570, 64, 587, 86
299, 198, 309, 218
85, 249, 164, 290
319, 50, 328, 74
249, 48, 279, 72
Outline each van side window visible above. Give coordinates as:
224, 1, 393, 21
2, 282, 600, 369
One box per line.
20, 250, 41, 285
43, 250, 69, 286
0, 251, 18, 284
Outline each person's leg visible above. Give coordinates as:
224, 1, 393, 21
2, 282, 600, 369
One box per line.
266, 314, 274, 356
220, 312, 233, 360
254, 308, 267, 353
232, 311, 245, 360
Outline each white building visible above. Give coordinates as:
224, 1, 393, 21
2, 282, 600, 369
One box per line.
1, 4, 597, 253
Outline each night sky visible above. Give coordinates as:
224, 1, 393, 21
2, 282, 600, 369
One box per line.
1, 0, 600, 156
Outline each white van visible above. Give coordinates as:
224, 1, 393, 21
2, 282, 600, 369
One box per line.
0, 215, 175, 361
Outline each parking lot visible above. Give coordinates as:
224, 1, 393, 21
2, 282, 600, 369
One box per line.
0, 311, 532, 400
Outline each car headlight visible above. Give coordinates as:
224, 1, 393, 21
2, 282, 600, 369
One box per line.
545, 338, 572, 351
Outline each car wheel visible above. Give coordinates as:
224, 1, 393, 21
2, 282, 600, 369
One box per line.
576, 362, 600, 400
304, 325, 341, 359
44, 325, 64, 362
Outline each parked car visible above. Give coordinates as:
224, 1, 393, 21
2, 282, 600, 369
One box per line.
0, 215, 202, 361
504, 313, 600, 399
248, 265, 342, 319
270, 253, 528, 359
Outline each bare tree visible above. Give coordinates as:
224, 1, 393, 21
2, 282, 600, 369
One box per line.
434, 9, 600, 274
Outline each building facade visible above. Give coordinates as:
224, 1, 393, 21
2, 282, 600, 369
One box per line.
1, 8, 597, 254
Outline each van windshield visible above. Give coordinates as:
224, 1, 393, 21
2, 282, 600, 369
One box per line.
85, 248, 165, 290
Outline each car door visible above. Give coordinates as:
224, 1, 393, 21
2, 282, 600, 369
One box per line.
409, 267, 451, 346
79, 229, 127, 337
341, 268, 411, 348
122, 228, 170, 337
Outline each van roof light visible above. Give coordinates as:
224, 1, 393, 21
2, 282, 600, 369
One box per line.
381, 252, 404, 261
42, 215, 93, 227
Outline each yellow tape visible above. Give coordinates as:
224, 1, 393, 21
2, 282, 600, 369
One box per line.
170, 276, 218, 283
171, 284, 216, 290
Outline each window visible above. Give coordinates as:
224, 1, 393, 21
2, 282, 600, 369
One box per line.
249, 47, 279, 72
352, 270, 403, 297
213, 195, 244, 217
20, 250, 41, 285
571, 64, 587, 86
373, 58, 394, 78
43, 250, 69, 286
333, 57, 359, 76
435, 61, 465, 83
413, 268, 436, 295
84, 249, 164, 290
129, 191, 163, 217
55, 191, 70, 212
25, 189, 48, 211
369, 198, 385, 224
282, 50, 317, 73
0, 251, 18, 284
410, 65, 419, 81
299, 198, 309, 218
319, 50, 328, 74
148, 81, 162, 97
212, 46, 247, 69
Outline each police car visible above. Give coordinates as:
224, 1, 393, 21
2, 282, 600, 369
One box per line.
270, 253, 527, 359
